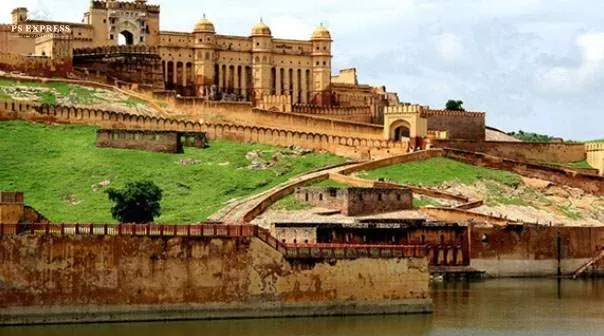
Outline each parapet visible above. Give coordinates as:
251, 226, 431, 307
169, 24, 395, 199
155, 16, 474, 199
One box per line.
384, 103, 428, 114
73, 45, 159, 56
422, 109, 486, 118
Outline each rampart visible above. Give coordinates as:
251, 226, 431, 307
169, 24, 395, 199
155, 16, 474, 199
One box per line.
0, 224, 431, 324
0, 100, 408, 160
586, 142, 604, 176
0, 52, 71, 77
422, 109, 486, 141
292, 104, 374, 124
432, 139, 586, 163
442, 149, 604, 195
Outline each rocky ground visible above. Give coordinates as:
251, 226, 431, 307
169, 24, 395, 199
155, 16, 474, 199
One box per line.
442, 177, 604, 226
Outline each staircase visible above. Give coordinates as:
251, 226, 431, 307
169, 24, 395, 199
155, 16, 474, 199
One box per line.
572, 249, 604, 279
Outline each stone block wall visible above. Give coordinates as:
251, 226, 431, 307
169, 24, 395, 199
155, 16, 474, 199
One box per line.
294, 187, 413, 216
422, 110, 486, 141
0, 192, 24, 225
0, 99, 408, 160
96, 129, 181, 153
292, 104, 374, 124
586, 143, 604, 176
0, 52, 71, 77
431, 139, 587, 163
0, 235, 431, 324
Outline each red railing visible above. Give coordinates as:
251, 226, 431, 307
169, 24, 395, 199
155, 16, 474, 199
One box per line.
1, 223, 426, 260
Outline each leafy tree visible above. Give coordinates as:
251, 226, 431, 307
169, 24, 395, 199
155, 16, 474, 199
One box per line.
445, 100, 465, 111
106, 180, 163, 223
507, 130, 554, 143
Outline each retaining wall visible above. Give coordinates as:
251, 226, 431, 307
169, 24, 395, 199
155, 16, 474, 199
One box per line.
586, 143, 604, 176
0, 233, 431, 324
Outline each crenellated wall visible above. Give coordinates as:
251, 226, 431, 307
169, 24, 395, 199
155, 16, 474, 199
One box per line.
586, 143, 604, 176
0, 52, 71, 77
292, 104, 373, 123
421, 109, 486, 141
0, 99, 408, 160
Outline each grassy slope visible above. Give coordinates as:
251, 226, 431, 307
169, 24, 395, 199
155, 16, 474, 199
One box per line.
363, 157, 521, 187
0, 121, 344, 223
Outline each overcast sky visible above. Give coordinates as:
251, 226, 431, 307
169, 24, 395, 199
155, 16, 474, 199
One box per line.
2, 0, 602, 140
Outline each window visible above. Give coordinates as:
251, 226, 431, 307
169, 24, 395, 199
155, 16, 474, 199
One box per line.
140, 36, 144, 42
305, 193, 309, 202
319, 194, 323, 201
378, 193, 383, 201
109, 34, 114, 40
396, 194, 401, 201
329, 189, 336, 197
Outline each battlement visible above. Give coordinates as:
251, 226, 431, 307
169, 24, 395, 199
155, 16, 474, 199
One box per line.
422, 109, 486, 118
586, 143, 604, 151
73, 45, 159, 56
262, 94, 291, 106
384, 103, 427, 114
92, 0, 160, 13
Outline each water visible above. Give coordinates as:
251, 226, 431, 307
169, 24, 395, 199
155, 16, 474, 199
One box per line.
2, 279, 603, 336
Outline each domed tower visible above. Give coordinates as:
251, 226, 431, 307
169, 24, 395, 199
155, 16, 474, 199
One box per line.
193, 14, 217, 97
311, 24, 332, 105
250, 19, 273, 101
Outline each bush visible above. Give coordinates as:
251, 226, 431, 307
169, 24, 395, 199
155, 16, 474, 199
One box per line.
106, 180, 163, 223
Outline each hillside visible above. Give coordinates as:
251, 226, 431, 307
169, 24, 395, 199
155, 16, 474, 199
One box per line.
0, 78, 158, 116
361, 157, 604, 226
0, 121, 345, 223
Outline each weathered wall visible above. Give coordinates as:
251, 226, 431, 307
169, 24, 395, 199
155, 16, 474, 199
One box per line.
422, 110, 485, 141
96, 129, 181, 153
0, 52, 71, 77
471, 225, 604, 277
442, 149, 604, 195
432, 139, 586, 163
0, 100, 408, 160
0, 192, 24, 225
586, 143, 604, 176
0, 234, 430, 324
292, 105, 374, 124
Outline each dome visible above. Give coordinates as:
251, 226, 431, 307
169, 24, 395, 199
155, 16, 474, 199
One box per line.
311, 25, 331, 40
193, 15, 215, 33
251, 20, 272, 37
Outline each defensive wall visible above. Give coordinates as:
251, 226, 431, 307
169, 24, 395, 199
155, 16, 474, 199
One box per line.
292, 104, 374, 124
442, 148, 604, 195
586, 142, 604, 175
0, 52, 71, 78
0, 223, 431, 324
422, 110, 486, 141
471, 224, 604, 277
0, 99, 408, 160
431, 139, 587, 163
96, 129, 207, 153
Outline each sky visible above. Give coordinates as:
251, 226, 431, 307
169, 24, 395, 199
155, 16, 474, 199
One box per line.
2, 0, 602, 140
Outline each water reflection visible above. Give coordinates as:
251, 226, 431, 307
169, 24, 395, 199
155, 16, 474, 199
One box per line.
2, 279, 603, 336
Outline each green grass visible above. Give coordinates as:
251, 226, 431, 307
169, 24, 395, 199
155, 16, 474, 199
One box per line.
558, 205, 583, 220
364, 157, 522, 187
413, 196, 442, 208
270, 194, 311, 211
122, 96, 148, 107
312, 179, 349, 188
0, 121, 345, 223
0, 91, 10, 101
37, 92, 57, 105
565, 160, 593, 169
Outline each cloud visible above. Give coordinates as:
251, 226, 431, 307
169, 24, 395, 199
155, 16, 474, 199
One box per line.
537, 32, 604, 93
433, 33, 465, 62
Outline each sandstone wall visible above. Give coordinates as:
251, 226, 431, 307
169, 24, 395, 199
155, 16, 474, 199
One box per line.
292, 105, 374, 124
423, 110, 485, 140
0, 100, 407, 160
0, 52, 71, 77
432, 139, 586, 163
0, 234, 430, 324
471, 225, 604, 277
586, 143, 604, 176
442, 149, 604, 195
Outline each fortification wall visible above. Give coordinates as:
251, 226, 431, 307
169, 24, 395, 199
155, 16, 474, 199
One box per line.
586, 143, 604, 176
0, 234, 430, 324
292, 105, 374, 124
0, 52, 71, 77
0, 100, 408, 160
422, 110, 486, 141
442, 149, 604, 195
431, 139, 586, 163
471, 225, 604, 277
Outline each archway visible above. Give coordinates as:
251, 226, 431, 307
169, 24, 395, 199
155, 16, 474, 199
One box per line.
388, 119, 412, 141
118, 30, 134, 46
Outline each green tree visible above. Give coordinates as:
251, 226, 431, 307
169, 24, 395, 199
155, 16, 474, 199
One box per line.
445, 100, 465, 111
106, 180, 163, 223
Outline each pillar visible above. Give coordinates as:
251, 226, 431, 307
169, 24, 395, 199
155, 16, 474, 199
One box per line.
301, 69, 308, 104
284, 68, 291, 98
241, 67, 247, 98
275, 67, 281, 95
292, 69, 299, 104
234, 65, 240, 95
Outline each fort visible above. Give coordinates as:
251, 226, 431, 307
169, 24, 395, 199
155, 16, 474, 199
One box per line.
0, 0, 603, 326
